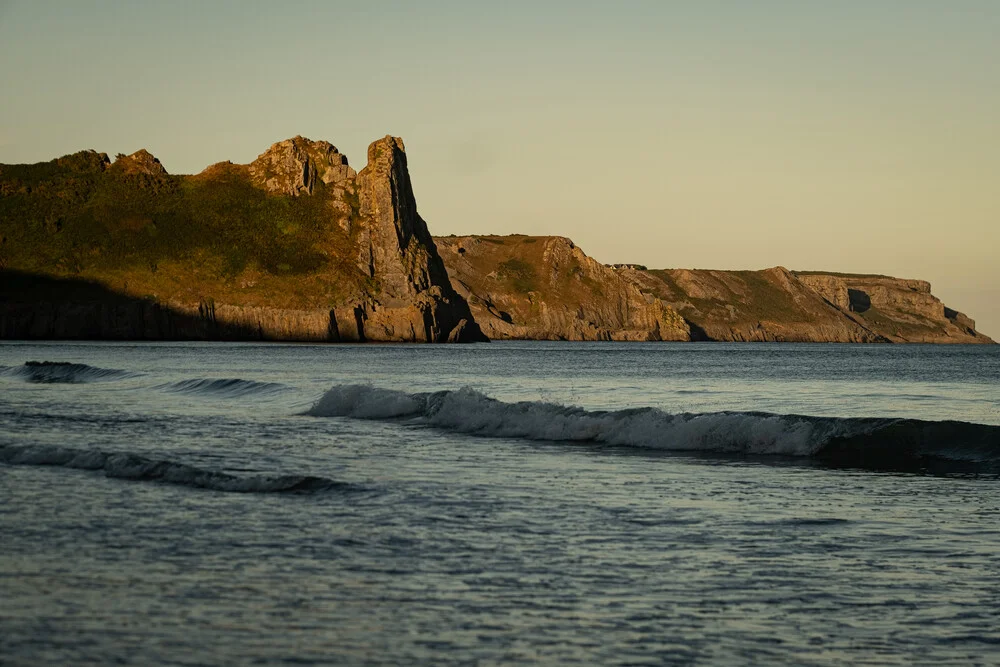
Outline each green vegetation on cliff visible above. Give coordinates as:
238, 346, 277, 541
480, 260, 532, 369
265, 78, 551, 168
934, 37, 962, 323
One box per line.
0, 151, 365, 309
3, 157, 350, 275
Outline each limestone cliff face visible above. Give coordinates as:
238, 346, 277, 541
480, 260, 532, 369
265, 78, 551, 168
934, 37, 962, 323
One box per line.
0, 298, 334, 342
0, 136, 485, 343
624, 267, 991, 343
349, 136, 486, 342
3, 138, 989, 345
624, 267, 883, 343
248, 136, 356, 197
356, 137, 453, 300
794, 273, 988, 343
436, 235, 689, 341
435, 235, 992, 344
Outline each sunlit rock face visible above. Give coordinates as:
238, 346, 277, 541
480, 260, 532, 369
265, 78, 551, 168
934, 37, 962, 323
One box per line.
249, 136, 356, 197
436, 235, 992, 344
436, 235, 690, 341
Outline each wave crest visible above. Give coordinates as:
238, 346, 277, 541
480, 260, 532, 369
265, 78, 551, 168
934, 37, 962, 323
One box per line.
1, 361, 135, 384
306, 384, 425, 419
307, 385, 1000, 469
159, 378, 287, 397
0, 444, 346, 494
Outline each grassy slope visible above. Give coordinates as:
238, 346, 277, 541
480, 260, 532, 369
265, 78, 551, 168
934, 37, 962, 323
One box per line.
642, 268, 832, 324
0, 154, 367, 310
436, 235, 608, 323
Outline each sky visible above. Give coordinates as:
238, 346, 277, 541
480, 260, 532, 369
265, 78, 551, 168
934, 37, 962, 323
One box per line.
1, 1, 998, 336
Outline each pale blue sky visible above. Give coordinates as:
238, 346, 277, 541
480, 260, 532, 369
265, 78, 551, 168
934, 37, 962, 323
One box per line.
2, 1, 998, 335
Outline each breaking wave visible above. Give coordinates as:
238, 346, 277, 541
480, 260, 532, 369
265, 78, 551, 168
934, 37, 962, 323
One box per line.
159, 378, 288, 397
0, 361, 136, 384
0, 444, 346, 494
306, 385, 1000, 471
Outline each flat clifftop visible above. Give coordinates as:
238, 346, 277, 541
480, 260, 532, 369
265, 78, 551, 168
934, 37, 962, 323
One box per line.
0, 136, 484, 343
435, 235, 992, 344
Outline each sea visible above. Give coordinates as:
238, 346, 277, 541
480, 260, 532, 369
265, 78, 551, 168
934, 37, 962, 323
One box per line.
1, 340, 999, 666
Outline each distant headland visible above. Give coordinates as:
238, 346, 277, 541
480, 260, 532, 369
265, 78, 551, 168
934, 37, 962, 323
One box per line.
0, 137, 991, 344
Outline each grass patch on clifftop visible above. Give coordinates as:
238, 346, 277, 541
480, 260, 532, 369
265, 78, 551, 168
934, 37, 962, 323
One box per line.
644, 269, 810, 323
497, 258, 537, 294
731, 271, 809, 321
2, 159, 344, 277
0, 153, 365, 307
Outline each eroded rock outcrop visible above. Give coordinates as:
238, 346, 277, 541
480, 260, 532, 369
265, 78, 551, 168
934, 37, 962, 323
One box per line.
357, 136, 450, 299
347, 136, 485, 342
794, 272, 988, 343
436, 235, 689, 341
622, 266, 884, 342
249, 136, 356, 197
621, 266, 990, 343
112, 149, 167, 176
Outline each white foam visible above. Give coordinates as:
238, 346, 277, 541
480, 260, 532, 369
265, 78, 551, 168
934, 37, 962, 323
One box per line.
308, 385, 874, 456
421, 387, 855, 456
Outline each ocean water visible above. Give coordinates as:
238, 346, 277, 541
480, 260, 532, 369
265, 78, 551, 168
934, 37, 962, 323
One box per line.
1, 340, 999, 665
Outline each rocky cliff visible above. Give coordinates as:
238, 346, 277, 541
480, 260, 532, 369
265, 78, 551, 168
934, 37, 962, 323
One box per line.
0, 136, 485, 342
619, 266, 883, 342
435, 235, 689, 341
2, 138, 989, 345
436, 236, 993, 344
793, 272, 985, 343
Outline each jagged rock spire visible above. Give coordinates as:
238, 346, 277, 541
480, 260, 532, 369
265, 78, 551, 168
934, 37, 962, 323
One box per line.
248, 136, 356, 196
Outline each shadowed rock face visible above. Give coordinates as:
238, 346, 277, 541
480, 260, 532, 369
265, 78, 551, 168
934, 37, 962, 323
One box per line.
0, 136, 485, 343
350, 136, 485, 342
357, 136, 451, 300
